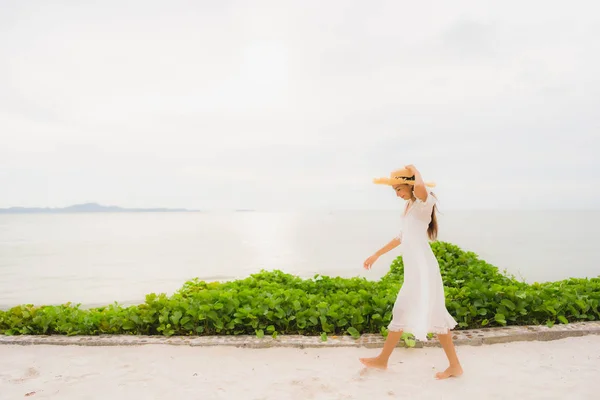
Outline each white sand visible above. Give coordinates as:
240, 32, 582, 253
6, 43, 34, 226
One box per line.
1, 336, 598, 400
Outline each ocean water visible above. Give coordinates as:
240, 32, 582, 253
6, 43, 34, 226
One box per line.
0, 210, 598, 309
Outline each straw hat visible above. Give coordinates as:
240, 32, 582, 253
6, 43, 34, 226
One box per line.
373, 168, 436, 187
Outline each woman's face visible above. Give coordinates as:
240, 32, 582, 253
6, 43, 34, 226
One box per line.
393, 184, 413, 200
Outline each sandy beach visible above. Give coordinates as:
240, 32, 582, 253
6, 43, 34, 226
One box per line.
1, 335, 598, 400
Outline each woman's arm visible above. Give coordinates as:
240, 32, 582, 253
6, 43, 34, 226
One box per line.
374, 237, 401, 257
364, 237, 401, 270
405, 164, 428, 202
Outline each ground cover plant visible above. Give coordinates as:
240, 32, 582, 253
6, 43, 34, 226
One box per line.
1, 242, 598, 346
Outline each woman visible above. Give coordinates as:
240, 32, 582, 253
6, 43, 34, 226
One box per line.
360, 164, 463, 380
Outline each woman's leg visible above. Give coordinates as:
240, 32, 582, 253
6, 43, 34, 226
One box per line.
359, 329, 404, 369
435, 332, 463, 379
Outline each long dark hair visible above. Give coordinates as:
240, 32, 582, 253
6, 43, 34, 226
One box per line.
417, 190, 438, 241
428, 198, 438, 241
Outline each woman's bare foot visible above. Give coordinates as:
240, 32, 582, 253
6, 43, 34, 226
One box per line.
359, 356, 388, 370
435, 364, 463, 379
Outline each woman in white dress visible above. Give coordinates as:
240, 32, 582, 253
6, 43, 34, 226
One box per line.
359, 164, 463, 380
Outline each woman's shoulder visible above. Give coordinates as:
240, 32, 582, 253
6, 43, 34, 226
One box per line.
415, 191, 437, 206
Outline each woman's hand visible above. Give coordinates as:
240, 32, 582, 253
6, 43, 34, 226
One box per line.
363, 254, 379, 270
404, 164, 419, 175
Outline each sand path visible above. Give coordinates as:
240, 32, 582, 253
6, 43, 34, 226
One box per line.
1, 335, 598, 399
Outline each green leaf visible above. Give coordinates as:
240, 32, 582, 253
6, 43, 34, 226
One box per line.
170, 311, 182, 325
545, 306, 557, 315
501, 299, 516, 310
347, 327, 360, 339
255, 329, 265, 338
494, 313, 507, 325
122, 321, 135, 330
557, 315, 568, 324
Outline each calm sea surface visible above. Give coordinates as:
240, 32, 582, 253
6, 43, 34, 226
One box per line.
0, 211, 598, 309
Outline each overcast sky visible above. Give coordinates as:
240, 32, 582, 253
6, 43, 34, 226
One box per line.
1, 0, 598, 210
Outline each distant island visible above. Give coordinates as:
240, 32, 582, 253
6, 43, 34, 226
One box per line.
0, 203, 200, 214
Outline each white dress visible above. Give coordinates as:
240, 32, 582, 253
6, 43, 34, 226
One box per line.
388, 191, 457, 341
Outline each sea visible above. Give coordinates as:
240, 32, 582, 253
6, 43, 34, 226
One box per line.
0, 210, 598, 309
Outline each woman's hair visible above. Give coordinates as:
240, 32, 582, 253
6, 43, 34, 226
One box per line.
428, 198, 438, 241
414, 188, 437, 241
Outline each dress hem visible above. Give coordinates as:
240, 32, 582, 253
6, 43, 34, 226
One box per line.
386, 322, 458, 341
